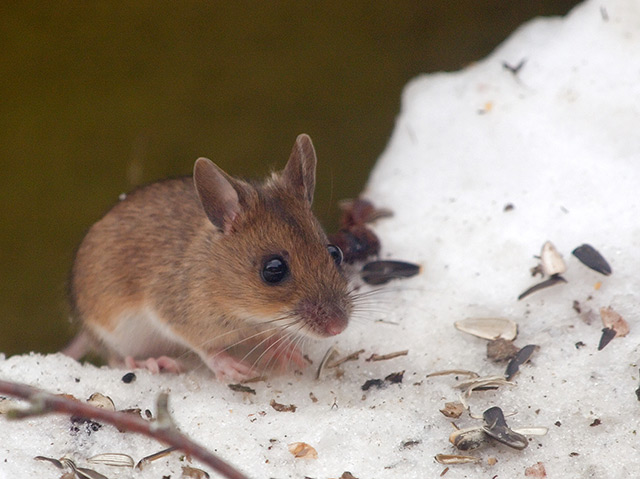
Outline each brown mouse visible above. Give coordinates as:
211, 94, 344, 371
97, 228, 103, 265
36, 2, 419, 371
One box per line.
63, 134, 352, 380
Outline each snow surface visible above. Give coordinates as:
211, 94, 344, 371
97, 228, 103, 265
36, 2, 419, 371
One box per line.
2, 0, 640, 477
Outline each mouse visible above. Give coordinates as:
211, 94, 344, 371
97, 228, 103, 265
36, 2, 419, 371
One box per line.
63, 134, 353, 381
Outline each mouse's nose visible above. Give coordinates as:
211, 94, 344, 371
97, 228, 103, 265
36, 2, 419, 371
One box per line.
297, 298, 349, 337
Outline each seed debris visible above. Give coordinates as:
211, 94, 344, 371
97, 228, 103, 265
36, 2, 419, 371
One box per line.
572, 244, 612, 276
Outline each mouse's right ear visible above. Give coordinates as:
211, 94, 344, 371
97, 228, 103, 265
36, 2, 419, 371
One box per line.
193, 158, 241, 234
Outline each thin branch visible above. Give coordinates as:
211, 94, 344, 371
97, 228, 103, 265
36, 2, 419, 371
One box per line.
0, 379, 250, 479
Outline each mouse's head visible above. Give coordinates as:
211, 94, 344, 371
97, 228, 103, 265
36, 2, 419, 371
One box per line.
193, 134, 352, 339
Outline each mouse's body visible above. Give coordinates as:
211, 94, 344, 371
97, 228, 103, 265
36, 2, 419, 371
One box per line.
65, 134, 352, 380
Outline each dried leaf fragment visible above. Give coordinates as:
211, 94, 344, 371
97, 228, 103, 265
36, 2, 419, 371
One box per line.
487, 338, 519, 362
288, 442, 318, 459
572, 244, 612, 276
524, 461, 547, 477
600, 306, 629, 336
440, 401, 465, 418
270, 399, 297, 412
455, 318, 518, 341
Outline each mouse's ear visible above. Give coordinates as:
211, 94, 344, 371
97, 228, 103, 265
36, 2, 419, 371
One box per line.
282, 133, 317, 206
193, 158, 241, 234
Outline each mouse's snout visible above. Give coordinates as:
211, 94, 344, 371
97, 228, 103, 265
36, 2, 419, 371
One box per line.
297, 296, 350, 337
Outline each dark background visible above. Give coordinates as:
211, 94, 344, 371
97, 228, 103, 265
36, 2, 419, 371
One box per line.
0, 1, 581, 355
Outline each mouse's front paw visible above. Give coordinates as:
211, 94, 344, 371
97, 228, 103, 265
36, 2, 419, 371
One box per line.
124, 356, 182, 374
205, 351, 257, 382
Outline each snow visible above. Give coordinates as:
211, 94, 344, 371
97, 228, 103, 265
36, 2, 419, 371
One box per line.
2, 0, 640, 477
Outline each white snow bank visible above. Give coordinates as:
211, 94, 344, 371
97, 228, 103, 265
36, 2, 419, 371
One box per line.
2, 0, 640, 477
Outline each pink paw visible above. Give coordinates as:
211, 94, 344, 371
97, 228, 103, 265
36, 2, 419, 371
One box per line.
259, 339, 307, 372
124, 356, 182, 374
204, 351, 257, 382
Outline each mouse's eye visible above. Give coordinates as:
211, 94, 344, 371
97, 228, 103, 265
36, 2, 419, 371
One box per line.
327, 244, 343, 266
261, 255, 289, 284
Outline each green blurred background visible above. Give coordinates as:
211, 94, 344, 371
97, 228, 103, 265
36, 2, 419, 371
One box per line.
1, 1, 580, 356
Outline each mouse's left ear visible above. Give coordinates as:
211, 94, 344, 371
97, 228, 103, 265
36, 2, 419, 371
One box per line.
193, 157, 242, 234
282, 133, 317, 206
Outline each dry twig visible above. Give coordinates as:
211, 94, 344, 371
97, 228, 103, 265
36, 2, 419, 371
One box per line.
0, 379, 249, 479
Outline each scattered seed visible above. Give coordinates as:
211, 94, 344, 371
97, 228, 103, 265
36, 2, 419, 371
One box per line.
88, 453, 134, 467
482, 406, 528, 450
182, 465, 210, 479
590, 418, 602, 427
61, 458, 108, 479
487, 338, 520, 362
455, 318, 518, 341
121, 372, 136, 384
136, 447, 177, 469
34, 456, 64, 469
316, 345, 339, 380
518, 275, 567, 300
455, 375, 514, 394
572, 244, 612, 276
337, 198, 393, 226
598, 327, 617, 350
228, 384, 256, 395
288, 442, 318, 459
270, 399, 297, 413
435, 453, 482, 465
86, 393, 115, 411
503, 203, 515, 212
427, 369, 479, 379
309, 392, 318, 403
330, 226, 381, 264
540, 241, 566, 276
366, 350, 409, 362
505, 344, 538, 380
361, 260, 421, 285
512, 427, 548, 436
440, 401, 465, 419
449, 427, 488, 451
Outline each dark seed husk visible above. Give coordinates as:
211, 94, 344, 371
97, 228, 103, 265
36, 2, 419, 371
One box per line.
482, 406, 528, 450
572, 244, 612, 276
518, 274, 566, 300
361, 260, 421, 285
505, 344, 537, 380
597, 327, 617, 350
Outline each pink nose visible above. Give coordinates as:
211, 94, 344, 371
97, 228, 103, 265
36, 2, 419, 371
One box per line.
325, 319, 347, 336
